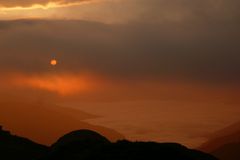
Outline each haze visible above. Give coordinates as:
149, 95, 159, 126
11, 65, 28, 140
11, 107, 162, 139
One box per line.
0, 0, 239, 148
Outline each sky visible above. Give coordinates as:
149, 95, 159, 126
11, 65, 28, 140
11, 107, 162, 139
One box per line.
0, 0, 240, 147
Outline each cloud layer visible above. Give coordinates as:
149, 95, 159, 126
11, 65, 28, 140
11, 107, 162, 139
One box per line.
1, 0, 240, 23
0, 19, 239, 83
0, 0, 90, 7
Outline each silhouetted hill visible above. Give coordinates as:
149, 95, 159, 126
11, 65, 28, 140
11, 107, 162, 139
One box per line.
211, 142, 240, 160
42, 130, 217, 160
0, 126, 48, 160
51, 130, 110, 149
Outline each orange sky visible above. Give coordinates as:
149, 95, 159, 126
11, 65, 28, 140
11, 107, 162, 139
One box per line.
10, 73, 96, 95
0, 71, 240, 147
0, 0, 240, 148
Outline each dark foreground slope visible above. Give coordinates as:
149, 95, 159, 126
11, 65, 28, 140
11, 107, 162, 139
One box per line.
0, 126, 217, 160
44, 141, 218, 160
0, 126, 48, 160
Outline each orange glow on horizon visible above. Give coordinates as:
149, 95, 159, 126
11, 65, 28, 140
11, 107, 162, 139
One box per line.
10, 73, 97, 95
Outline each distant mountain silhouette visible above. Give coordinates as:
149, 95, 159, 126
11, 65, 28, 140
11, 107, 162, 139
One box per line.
200, 121, 240, 152
0, 126, 48, 160
211, 142, 240, 160
0, 126, 217, 160
199, 121, 240, 160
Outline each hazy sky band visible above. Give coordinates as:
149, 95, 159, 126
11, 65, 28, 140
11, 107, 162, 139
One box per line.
0, 19, 239, 84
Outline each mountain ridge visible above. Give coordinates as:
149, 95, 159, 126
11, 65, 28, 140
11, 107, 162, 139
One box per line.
0, 126, 217, 160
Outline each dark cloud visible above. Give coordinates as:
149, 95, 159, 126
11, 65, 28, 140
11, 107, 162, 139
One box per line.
0, 0, 239, 83
0, 18, 239, 83
123, 0, 239, 24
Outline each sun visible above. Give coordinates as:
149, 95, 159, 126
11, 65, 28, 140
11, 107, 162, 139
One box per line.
50, 59, 57, 66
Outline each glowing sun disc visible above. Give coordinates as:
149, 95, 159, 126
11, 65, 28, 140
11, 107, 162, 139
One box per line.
50, 59, 57, 66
